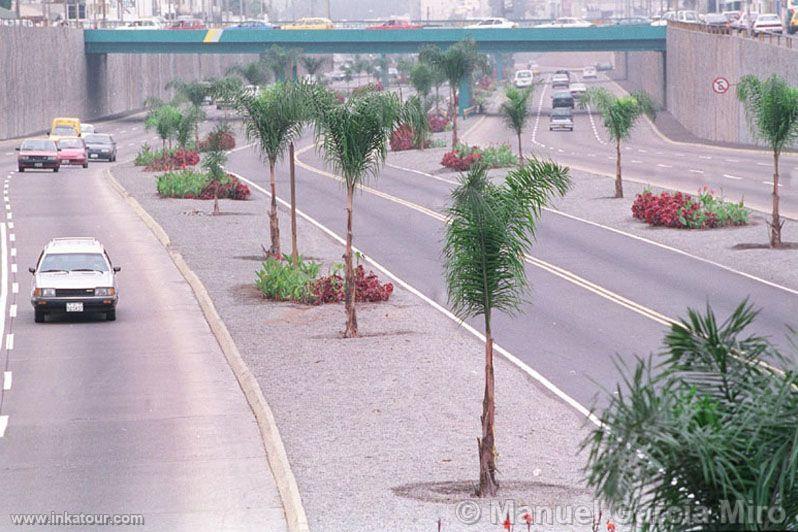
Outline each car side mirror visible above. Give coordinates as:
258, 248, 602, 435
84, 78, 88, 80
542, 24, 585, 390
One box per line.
28, 267, 35, 274
113, 266, 121, 273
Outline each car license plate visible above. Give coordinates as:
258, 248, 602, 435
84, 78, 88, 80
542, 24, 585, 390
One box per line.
90, 154, 98, 158
34, 162, 43, 167
66, 302, 83, 312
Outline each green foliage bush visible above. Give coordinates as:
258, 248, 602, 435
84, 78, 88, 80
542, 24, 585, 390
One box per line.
134, 144, 167, 167
479, 144, 518, 168
255, 256, 320, 302
156, 170, 208, 198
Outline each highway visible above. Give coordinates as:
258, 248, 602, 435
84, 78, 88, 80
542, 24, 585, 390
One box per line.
0, 117, 286, 529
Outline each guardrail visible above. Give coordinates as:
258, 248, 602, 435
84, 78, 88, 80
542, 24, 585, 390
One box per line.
669, 20, 796, 50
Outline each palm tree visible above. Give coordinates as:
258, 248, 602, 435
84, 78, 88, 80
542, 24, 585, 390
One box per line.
210, 76, 244, 120
235, 82, 307, 259
313, 91, 402, 337
402, 95, 430, 150
443, 159, 570, 497
301, 56, 327, 82
421, 40, 481, 148
580, 88, 656, 199
226, 61, 269, 87
201, 142, 229, 215
409, 62, 433, 102
737, 75, 798, 248
166, 79, 208, 145
499, 86, 534, 161
584, 301, 798, 530
261, 45, 301, 82
145, 104, 182, 151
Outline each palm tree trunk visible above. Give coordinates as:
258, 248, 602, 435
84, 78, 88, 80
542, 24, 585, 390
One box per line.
268, 158, 281, 257
517, 131, 523, 162
213, 185, 220, 215
614, 137, 623, 198
451, 86, 459, 148
343, 184, 358, 338
770, 150, 783, 247
477, 319, 499, 497
289, 142, 299, 266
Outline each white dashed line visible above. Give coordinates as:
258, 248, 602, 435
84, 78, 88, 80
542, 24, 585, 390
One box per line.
11, 264, 16, 274
4, 152, 13, 156
4, 205, 8, 211
0, 415, 8, 437
530, 82, 549, 149
9, 304, 16, 317
6, 213, 11, 220
637, 149, 648, 153
11, 283, 18, 294
673, 153, 687, 157
656, 164, 672, 168
7, 222, 12, 229
6, 333, 14, 350
10, 248, 16, 257
585, 104, 607, 145
698, 155, 712, 159
630, 160, 643, 164
9, 234, 14, 242
723, 174, 743, 180
756, 162, 770, 166
725, 158, 741, 163
2, 371, 11, 391
689, 169, 704, 174
762, 181, 783, 187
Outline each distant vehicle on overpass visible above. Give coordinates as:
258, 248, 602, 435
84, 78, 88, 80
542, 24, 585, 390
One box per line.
366, 18, 422, 30
536, 17, 594, 28
789, 9, 798, 33
464, 17, 518, 29
227, 20, 279, 30
168, 18, 206, 30
118, 18, 164, 30
282, 17, 334, 30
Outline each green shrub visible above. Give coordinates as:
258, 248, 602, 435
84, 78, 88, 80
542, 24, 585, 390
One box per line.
156, 170, 208, 198
255, 256, 320, 302
479, 144, 517, 168
134, 143, 160, 166
699, 189, 750, 226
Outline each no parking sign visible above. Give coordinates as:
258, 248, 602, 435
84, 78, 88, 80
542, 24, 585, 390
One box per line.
712, 77, 731, 94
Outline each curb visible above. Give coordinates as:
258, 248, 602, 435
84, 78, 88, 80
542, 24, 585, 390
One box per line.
104, 168, 310, 532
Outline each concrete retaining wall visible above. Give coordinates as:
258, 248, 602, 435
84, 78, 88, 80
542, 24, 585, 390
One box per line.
613, 51, 666, 108
0, 27, 254, 139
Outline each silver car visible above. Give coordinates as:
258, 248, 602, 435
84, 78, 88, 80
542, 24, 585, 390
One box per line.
29, 238, 120, 323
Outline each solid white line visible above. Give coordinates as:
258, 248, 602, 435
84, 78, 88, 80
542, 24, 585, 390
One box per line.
9, 304, 16, 317
11, 264, 16, 274
2, 371, 10, 391
229, 168, 602, 426
723, 174, 743, 180
12, 283, 18, 294
5, 333, 13, 350
0, 415, 8, 437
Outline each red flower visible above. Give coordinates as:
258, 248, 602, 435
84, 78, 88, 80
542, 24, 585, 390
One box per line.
503, 512, 512, 530
607, 520, 616, 532
522, 512, 533, 525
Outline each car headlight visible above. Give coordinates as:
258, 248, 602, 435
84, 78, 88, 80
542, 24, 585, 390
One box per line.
95, 287, 116, 296
34, 287, 56, 297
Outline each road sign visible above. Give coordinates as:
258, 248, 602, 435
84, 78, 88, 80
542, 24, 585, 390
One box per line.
712, 77, 730, 94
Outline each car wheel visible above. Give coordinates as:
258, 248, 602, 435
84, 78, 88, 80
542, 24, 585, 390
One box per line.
18, 167, 24, 173
83, 162, 89, 168
34, 310, 45, 323
53, 167, 59, 173
106, 310, 116, 321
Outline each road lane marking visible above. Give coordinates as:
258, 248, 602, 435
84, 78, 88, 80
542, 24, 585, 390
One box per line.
585, 104, 607, 145
698, 155, 712, 159
4, 205, 8, 211
689, 169, 704, 174
0, 223, 6, 364
723, 174, 743, 180
6, 213, 11, 220
9, 304, 16, 317
7, 222, 12, 229
637, 149, 648, 153
9, 233, 14, 242
762, 181, 783, 187
11, 283, 17, 294
11, 264, 16, 274
227, 167, 601, 426
725, 158, 741, 163
10, 248, 16, 257
2, 371, 10, 391
0, 415, 8, 437
656, 164, 672, 168
631, 160, 643, 164
5, 333, 11, 350
756, 162, 770, 166
530, 82, 548, 148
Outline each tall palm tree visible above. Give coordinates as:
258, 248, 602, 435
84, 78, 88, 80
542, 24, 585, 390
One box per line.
226, 61, 269, 87
300, 56, 327, 82
737, 75, 798, 248
235, 82, 307, 258
499, 86, 534, 161
584, 301, 798, 530
313, 91, 402, 337
421, 40, 481, 148
443, 159, 570, 497
261, 45, 302, 82
580, 88, 656, 199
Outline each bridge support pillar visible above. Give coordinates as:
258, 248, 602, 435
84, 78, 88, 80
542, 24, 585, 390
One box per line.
458, 77, 471, 118
494, 54, 505, 81
380, 54, 389, 89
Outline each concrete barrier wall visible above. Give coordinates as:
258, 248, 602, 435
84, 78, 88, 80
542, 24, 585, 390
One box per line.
0, 27, 254, 139
613, 51, 666, 108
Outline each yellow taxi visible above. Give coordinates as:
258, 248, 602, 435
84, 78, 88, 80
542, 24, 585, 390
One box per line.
282, 17, 334, 30
49, 117, 82, 141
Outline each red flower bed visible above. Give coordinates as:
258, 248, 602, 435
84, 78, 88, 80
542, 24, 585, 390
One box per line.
441, 147, 482, 171
199, 175, 251, 201
145, 149, 200, 171
632, 190, 722, 229
311, 265, 393, 304
198, 131, 236, 152
428, 113, 449, 133
390, 125, 415, 151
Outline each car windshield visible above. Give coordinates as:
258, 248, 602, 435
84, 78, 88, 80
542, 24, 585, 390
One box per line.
53, 126, 77, 136
516, 71, 532, 78
85, 134, 112, 144
21, 140, 56, 151
40, 253, 108, 272
58, 139, 84, 149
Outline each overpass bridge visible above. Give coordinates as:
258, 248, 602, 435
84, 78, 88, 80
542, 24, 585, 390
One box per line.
83, 26, 666, 55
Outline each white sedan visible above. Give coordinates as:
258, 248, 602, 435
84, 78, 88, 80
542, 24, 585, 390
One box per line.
465, 18, 518, 29
753, 13, 783, 33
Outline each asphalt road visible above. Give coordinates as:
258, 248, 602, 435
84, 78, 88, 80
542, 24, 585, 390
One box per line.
227, 134, 798, 413
0, 117, 286, 530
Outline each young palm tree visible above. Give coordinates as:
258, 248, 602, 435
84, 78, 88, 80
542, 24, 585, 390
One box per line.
499, 86, 534, 161
165, 80, 208, 146
421, 40, 481, 148
314, 91, 403, 337
226, 61, 269, 87
401, 95, 430, 150
261, 45, 301, 82
201, 145, 229, 215
444, 159, 570, 497
409, 62, 433, 102
300, 56, 327, 82
737, 75, 798, 248
235, 82, 307, 258
145, 104, 182, 151
580, 88, 656, 198
584, 301, 798, 530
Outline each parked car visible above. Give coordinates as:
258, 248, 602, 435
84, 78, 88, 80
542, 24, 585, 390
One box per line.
752, 13, 783, 33
227, 20, 279, 29
282, 17, 334, 30
84, 134, 117, 162
465, 17, 518, 29
16, 138, 60, 173
29, 237, 120, 322
80, 123, 95, 135
569, 82, 587, 100
513, 70, 534, 88
366, 18, 423, 30
56, 138, 88, 168
167, 18, 206, 30
549, 107, 574, 131
551, 90, 575, 109
582, 66, 598, 79
551, 73, 570, 88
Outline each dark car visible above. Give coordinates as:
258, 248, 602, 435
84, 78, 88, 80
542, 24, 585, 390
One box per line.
84, 134, 117, 162
549, 107, 574, 131
17, 138, 60, 172
227, 20, 279, 29
551, 90, 575, 109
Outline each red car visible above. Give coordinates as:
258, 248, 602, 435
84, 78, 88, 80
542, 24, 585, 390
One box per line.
57, 138, 89, 168
366, 18, 422, 30
17, 138, 60, 173
168, 18, 206, 30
